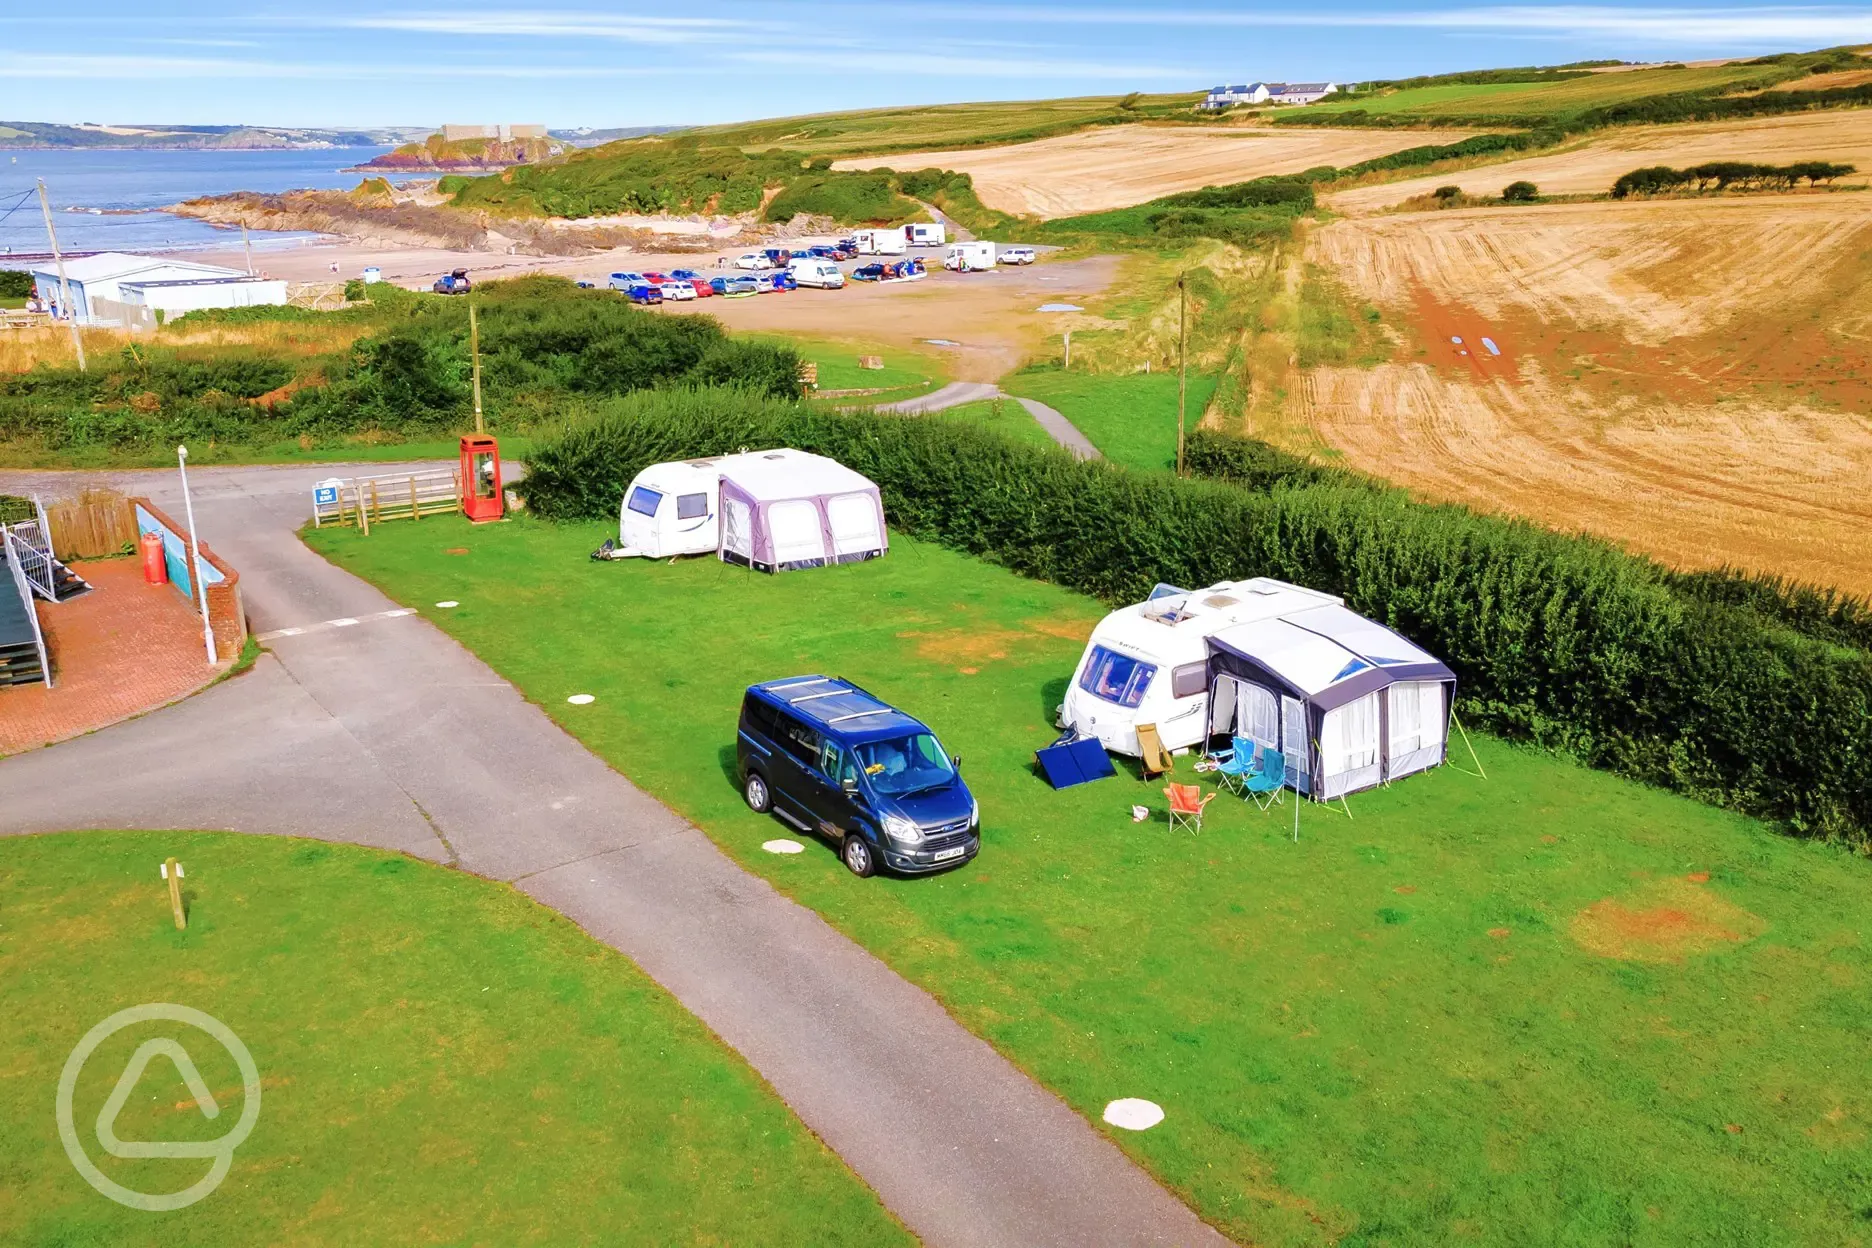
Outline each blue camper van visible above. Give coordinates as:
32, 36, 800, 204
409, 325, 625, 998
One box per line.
738, 676, 979, 877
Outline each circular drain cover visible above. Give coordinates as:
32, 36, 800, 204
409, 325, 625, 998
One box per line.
1103, 1099, 1164, 1131
566, 694, 596, 705
762, 839, 805, 855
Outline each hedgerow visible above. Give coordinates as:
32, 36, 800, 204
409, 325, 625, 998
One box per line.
1611, 160, 1857, 196
524, 395, 1872, 847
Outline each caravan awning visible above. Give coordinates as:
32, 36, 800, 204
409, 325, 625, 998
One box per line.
1206, 606, 1454, 711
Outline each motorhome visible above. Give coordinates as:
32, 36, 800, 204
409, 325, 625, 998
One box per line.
1061, 579, 1341, 757
853, 228, 909, 256
944, 241, 996, 271
788, 257, 847, 289
905, 222, 946, 246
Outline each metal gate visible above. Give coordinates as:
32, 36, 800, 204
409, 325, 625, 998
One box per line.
1, 497, 56, 601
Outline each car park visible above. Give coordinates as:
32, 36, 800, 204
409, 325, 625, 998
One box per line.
709, 275, 762, 297
738, 676, 980, 877
670, 268, 714, 297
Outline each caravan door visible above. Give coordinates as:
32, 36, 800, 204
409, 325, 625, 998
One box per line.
768, 499, 828, 568
826, 493, 882, 558
722, 496, 754, 564
1281, 696, 1311, 795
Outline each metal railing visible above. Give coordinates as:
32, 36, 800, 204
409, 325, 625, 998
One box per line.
3, 527, 52, 688
1, 496, 57, 601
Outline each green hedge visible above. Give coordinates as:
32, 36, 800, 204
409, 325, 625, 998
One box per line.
0, 269, 35, 299
525, 395, 1872, 847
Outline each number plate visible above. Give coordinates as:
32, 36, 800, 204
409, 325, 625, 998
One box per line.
932, 845, 967, 863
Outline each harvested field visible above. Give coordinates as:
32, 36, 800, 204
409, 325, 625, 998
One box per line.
1294, 195, 1872, 593
839, 124, 1480, 218
1325, 109, 1872, 213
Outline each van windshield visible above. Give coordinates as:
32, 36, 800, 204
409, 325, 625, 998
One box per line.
1079, 644, 1157, 708
855, 733, 955, 797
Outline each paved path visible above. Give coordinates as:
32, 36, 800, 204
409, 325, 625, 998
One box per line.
876, 384, 1101, 461
0, 461, 1217, 1247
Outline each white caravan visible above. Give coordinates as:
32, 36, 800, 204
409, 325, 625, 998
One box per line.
944, 241, 996, 271
613, 458, 731, 559
788, 257, 847, 289
853, 228, 908, 256
1061, 579, 1342, 756
905, 222, 946, 246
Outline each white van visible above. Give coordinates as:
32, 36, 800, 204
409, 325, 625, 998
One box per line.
997, 246, 1036, 265
906, 222, 946, 247
944, 241, 996, 272
854, 228, 908, 256
788, 258, 847, 289
1062, 578, 1342, 756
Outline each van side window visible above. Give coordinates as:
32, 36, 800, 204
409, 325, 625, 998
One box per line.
818, 739, 841, 779
743, 696, 778, 739
677, 493, 708, 520
773, 713, 819, 765
1171, 662, 1208, 699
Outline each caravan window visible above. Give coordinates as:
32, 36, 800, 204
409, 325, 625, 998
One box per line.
1078, 645, 1157, 709
627, 486, 663, 517
1171, 662, 1208, 699
677, 493, 708, 520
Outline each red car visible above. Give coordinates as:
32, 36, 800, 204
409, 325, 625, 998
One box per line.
670, 268, 714, 297
641, 271, 696, 302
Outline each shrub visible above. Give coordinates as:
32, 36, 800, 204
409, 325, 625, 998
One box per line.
0, 269, 34, 299
1502, 180, 1540, 202
1433, 185, 1462, 200
761, 172, 918, 224
1611, 160, 1856, 197
523, 397, 1872, 847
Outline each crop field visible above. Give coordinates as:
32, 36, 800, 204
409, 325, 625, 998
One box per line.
0, 831, 903, 1246
838, 124, 1479, 218
1293, 193, 1872, 592
685, 93, 1203, 158
1297, 62, 1793, 120
308, 514, 1872, 1247
1326, 108, 1872, 213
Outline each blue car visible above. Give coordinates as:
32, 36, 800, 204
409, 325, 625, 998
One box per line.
761, 270, 797, 293
738, 676, 980, 878
624, 283, 663, 305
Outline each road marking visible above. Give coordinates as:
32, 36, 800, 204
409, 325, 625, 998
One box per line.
255, 608, 418, 642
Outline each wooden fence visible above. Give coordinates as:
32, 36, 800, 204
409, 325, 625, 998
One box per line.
47, 492, 137, 560
312, 469, 462, 532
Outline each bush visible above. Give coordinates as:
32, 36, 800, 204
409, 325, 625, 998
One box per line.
761, 172, 918, 224
523, 397, 1872, 847
1433, 185, 1462, 200
1502, 180, 1540, 202
1612, 160, 1856, 197
0, 270, 34, 299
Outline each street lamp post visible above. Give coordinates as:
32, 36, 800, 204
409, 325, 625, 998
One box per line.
176, 446, 217, 665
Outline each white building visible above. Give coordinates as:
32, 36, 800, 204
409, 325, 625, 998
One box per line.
1202, 84, 1268, 109
1201, 81, 1340, 109
30, 253, 287, 328
440, 123, 549, 142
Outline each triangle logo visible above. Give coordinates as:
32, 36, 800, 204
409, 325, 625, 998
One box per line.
95, 1039, 225, 1160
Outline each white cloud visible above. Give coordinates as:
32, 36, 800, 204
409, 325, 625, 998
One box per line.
305, 8, 777, 44
0, 52, 681, 80
727, 47, 1202, 77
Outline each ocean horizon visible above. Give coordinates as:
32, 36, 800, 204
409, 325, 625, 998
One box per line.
0, 146, 406, 259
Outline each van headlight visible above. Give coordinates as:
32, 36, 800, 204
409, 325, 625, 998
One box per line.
882, 814, 922, 844
969, 798, 980, 828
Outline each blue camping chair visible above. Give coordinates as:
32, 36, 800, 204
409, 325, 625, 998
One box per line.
1243, 748, 1286, 811
1210, 735, 1257, 795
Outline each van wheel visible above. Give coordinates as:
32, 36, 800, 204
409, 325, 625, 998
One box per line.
744, 772, 772, 814
841, 834, 876, 878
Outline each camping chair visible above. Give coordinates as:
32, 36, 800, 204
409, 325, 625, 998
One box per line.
1165, 782, 1214, 835
1242, 748, 1286, 811
1136, 723, 1175, 778
1210, 735, 1257, 796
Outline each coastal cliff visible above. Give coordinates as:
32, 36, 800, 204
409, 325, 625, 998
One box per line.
354, 133, 565, 172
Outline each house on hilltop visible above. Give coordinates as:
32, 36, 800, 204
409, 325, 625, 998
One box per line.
1201, 82, 1341, 109
440, 123, 549, 142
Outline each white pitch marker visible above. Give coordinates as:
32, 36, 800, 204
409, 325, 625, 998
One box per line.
762, 839, 805, 855
436, 600, 459, 608
1102, 1098, 1165, 1131
567, 694, 596, 705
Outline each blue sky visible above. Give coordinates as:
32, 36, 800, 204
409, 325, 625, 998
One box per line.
4, 3, 1870, 129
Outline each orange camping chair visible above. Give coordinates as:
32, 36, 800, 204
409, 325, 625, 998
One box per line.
1165, 782, 1214, 835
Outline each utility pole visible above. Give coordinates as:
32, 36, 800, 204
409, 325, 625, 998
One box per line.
36, 179, 85, 372
1175, 272, 1188, 477
469, 298, 484, 434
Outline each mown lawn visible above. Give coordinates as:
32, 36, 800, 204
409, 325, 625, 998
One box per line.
926, 397, 1061, 451
0, 831, 906, 1247
1000, 368, 1219, 471
308, 516, 1872, 1247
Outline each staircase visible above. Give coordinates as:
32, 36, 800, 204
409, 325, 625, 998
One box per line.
50, 557, 91, 602
0, 546, 46, 687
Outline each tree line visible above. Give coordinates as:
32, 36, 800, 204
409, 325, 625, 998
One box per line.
1611, 160, 1857, 197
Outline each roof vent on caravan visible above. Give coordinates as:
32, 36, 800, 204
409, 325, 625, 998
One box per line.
1203, 594, 1240, 609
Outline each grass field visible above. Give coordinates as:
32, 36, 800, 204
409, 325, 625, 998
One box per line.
0, 831, 905, 1246
924, 397, 1060, 451
308, 515, 1872, 1246
746, 334, 948, 400
1297, 63, 1793, 121
1001, 368, 1220, 471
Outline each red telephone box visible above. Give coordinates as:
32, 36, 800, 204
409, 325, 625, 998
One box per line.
460, 435, 504, 523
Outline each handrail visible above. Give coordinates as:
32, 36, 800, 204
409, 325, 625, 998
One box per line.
3, 528, 51, 688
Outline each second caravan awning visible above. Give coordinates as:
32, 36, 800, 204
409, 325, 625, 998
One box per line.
1206, 605, 1455, 711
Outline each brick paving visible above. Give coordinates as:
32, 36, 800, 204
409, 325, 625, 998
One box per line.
0, 558, 225, 754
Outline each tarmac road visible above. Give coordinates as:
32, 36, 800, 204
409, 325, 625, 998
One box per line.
0, 459, 1221, 1247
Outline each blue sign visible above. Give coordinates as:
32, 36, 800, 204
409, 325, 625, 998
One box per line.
314, 484, 339, 506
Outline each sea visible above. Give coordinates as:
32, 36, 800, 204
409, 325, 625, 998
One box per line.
0, 147, 401, 259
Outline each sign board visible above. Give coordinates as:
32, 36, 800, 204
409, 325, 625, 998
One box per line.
313, 480, 342, 507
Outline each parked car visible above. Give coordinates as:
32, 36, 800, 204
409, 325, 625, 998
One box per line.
432, 269, 472, 295
709, 275, 762, 297
763, 270, 797, 292
574, 279, 598, 289
670, 268, 714, 297
835, 237, 860, 256
644, 272, 696, 301
997, 246, 1037, 266
738, 676, 980, 877
762, 248, 793, 268
806, 245, 843, 261
732, 253, 769, 270
608, 271, 649, 290
851, 263, 886, 282
623, 283, 663, 305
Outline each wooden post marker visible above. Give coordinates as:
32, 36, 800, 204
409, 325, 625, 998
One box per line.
161, 857, 186, 930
